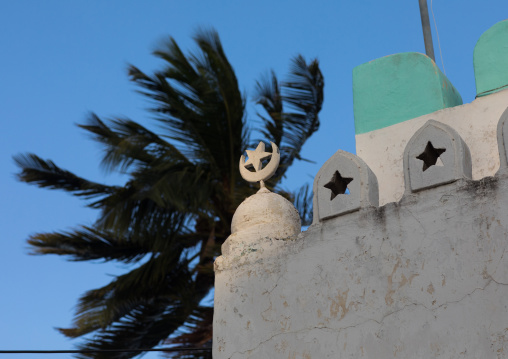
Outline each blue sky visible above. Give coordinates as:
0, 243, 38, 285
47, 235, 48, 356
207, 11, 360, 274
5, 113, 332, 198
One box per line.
1, 1, 507, 358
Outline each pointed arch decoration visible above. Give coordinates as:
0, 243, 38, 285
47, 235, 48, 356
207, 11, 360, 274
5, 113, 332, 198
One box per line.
313, 150, 379, 223
403, 120, 472, 193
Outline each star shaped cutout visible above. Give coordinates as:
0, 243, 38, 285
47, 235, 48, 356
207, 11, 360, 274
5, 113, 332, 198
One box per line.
416, 141, 446, 172
323, 170, 353, 200
243, 142, 272, 171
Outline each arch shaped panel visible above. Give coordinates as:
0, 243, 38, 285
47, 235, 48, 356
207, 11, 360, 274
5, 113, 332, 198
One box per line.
313, 150, 378, 223
404, 120, 472, 193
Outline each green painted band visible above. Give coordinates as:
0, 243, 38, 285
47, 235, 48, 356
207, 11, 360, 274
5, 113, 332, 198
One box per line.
353, 52, 462, 134
474, 19, 508, 97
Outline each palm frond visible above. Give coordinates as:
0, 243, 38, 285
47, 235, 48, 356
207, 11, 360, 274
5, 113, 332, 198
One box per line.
255, 71, 284, 146
292, 183, 313, 226
255, 55, 324, 182
60, 253, 192, 339
14, 27, 324, 358
279, 55, 323, 173
73, 301, 186, 359
13, 153, 117, 201
79, 113, 188, 174
164, 306, 213, 359
93, 165, 215, 235
68, 253, 214, 359
128, 29, 248, 183
28, 226, 149, 263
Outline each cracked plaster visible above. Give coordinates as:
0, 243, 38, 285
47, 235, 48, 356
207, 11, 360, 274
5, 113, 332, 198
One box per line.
214, 173, 508, 358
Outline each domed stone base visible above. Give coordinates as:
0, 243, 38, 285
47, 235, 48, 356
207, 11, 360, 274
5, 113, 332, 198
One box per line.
215, 188, 301, 271
231, 187, 301, 239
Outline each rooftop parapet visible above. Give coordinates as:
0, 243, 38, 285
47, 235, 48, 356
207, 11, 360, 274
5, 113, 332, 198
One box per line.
213, 111, 508, 358
355, 22, 508, 205
214, 20, 508, 359
474, 19, 508, 97
353, 52, 463, 135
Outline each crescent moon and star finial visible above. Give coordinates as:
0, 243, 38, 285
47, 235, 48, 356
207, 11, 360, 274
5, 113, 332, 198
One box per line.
239, 141, 280, 189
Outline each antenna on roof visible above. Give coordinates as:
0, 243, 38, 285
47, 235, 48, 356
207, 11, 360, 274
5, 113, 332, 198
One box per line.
418, 0, 436, 62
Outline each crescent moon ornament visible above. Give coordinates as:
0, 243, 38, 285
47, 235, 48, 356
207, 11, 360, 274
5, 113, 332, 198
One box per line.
239, 141, 280, 188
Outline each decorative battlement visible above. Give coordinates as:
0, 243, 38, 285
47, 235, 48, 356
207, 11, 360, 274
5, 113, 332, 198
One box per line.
355, 19, 508, 206
403, 120, 471, 193
311, 109, 508, 223
313, 150, 378, 222
214, 112, 508, 356
356, 87, 508, 206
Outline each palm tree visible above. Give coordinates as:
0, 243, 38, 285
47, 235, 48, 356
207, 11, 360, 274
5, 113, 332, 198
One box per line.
14, 29, 323, 359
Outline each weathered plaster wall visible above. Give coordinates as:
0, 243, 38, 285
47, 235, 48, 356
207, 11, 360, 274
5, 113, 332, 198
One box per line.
214, 174, 508, 358
356, 89, 508, 205
214, 22, 508, 356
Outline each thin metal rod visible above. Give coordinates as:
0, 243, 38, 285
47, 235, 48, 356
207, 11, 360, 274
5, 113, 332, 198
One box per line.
418, 0, 436, 62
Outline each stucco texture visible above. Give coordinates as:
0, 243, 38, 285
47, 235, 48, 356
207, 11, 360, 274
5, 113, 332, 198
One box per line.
214, 175, 508, 358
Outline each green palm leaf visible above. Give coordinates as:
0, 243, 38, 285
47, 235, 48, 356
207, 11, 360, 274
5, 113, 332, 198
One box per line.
79, 113, 188, 173
14, 28, 323, 358
28, 226, 151, 263
14, 154, 117, 202
255, 55, 324, 182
